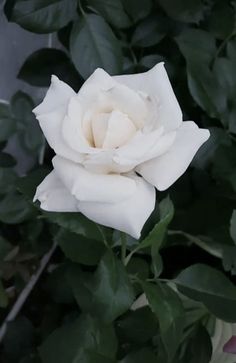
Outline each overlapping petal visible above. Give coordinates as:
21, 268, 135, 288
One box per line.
33, 76, 83, 163
137, 121, 210, 191
77, 175, 155, 239
52, 156, 137, 203
33, 170, 79, 212
114, 63, 182, 132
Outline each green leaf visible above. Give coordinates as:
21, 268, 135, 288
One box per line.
39, 314, 117, 363
86, 0, 130, 28
11, 91, 44, 153
0, 279, 8, 308
68, 250, 135, 323
44, 264, 74, 304
192, 127, 226, 170
158, 0, 204, 23
187, 63, 226, 119
0, 152, 16, 168
17, 168, 50, 201
120, 348, 157, 363
0, 168, 17, 195
118, 306, 158, 343
175, 264, 236, 322
213, 57, 236, 103
0, 236, 13, 261
0, 193, 35, 224
3, 317, 35, 363
142, 281, 185, 361
131, 15, 165, 47
122, 0, 152, 22
208, 1, 235, 40
176, 29, 216, 65
18, 48, 82, 89
70, 14, 122, 79
0, 102, 15, 141
56, 230, 105, 265
139, 54, 165, 69
138, 196, 174, 250
182, 325, 212, 363
45, 212, 104, 241
11, 0, 77, 33
230, 210, 236, 244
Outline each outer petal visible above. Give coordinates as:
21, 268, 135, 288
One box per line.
33, 76, 83, 163
52, 156, 137, 203
33, 170, 79, 212
137, 121, 210, 191
114, 62, 182, 132
77, 175, 155, 239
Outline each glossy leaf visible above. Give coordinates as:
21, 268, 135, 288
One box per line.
175, 264, 236, 322
39, 314, 117, 363
68, 251, 135, 323
11, 0, 77, 33
70, 14, 122, 79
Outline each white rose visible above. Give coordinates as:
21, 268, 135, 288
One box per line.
33, 63, 209, 238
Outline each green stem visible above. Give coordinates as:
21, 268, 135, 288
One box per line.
121, 232, 127, 264
78, 0, 85, 16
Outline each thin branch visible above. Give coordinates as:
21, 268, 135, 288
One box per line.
0, 241, 57, 343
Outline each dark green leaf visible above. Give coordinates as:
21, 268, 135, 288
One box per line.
158, 0, 204, 23
39, 314, 117, 363
192, 127, 226, 170
0, 102, 15, 141
70, 14, 122, 79
45, 212, 104, 241
11, 0, 77, 33
0, 236, 13, 261
86, 0, 130, 28
0, 152, 16, 168
138, 196, 174, 250
176, 29, 216, 65
142, 281, 185, 361
68, 251, 135, 323
118, 307, 158, 343
131, 15, 165, 47
11, 91, 44, 153
18, 48, 82, 89
182, 325, 212, 363
56, 230, 105, 265
122, 0, 152, 22
0, 279, 8, 308
139, 54, 165, 69
45, 264, 74, 304
0, 193, 35, 224
187, 63, 226, 119
208, 2, 235, 40
3, 317, 35, 363
120, 348, 157, 363
0, 168, 17, 195
175, 264, 236, 322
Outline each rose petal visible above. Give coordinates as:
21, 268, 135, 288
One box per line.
77, 174, 155, 239
102, 110, 137, 149
33, 76, 83, 163
33, 170, 79, 212
210, 319, 236, 363
114, 62, 182, 132
52, 155, 137, 203
33, 75, 75, 115
137, 121, 210, 191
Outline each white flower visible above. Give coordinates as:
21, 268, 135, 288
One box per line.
33, 63, 209, 238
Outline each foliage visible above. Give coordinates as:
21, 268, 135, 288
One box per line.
1, 0, 236, 362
